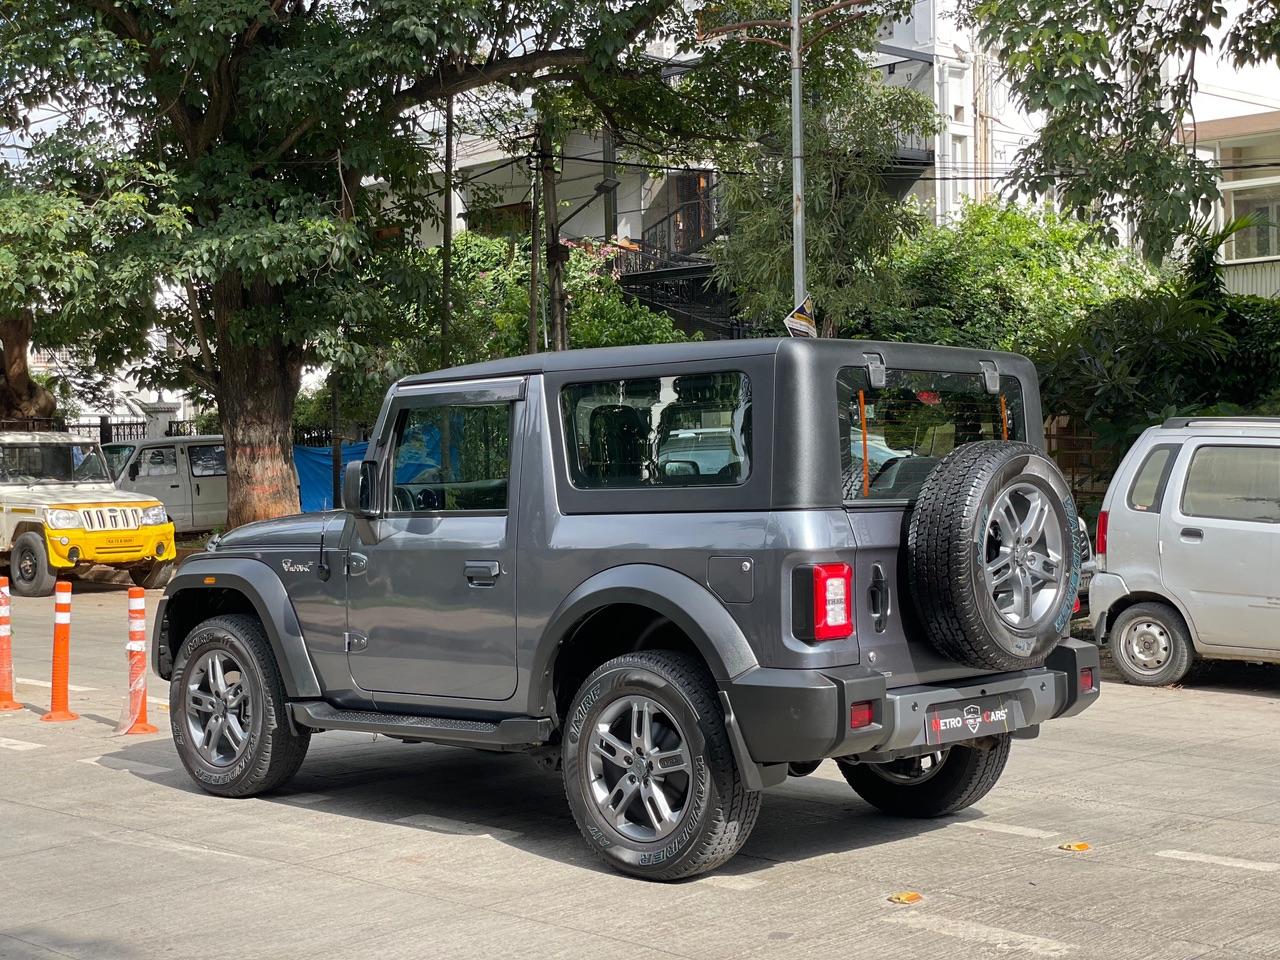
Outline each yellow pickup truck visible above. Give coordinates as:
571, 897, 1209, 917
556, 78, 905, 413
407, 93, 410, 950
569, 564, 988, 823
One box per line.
0, 432, 176, 596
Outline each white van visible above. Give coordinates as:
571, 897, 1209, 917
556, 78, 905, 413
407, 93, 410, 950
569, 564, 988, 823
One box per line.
105, 435, 228, 533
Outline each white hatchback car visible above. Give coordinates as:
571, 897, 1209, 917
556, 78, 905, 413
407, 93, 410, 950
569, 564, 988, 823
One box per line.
105, 436, 228, 534
1089, 417, 1280, 685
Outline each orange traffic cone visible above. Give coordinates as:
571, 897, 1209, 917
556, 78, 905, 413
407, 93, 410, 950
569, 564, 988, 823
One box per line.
41, 581, 78, 723
118, 587, 158, 735
0, 577, 20, 711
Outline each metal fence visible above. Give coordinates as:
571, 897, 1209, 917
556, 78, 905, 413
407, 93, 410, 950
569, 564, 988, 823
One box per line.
1044, 418, 1114, 502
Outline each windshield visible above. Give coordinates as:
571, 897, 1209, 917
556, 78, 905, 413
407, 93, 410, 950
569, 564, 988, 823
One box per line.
102, 444, 136, 480
837, 367, 1027, 503
0, 443, 111, 484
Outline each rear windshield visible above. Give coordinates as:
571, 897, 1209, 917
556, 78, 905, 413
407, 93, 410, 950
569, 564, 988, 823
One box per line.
837, 367, 1026, 503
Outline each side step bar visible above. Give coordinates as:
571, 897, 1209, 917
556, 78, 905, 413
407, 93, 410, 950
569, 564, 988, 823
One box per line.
291, 702, 553, 751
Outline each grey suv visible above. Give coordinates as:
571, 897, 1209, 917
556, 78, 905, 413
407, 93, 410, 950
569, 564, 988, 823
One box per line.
153, 339, 1098, 880
1090, 417, 1280, 686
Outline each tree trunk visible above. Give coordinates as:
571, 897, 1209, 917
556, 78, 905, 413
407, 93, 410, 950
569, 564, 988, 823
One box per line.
211, 274, 304, 528
0, 311, 57, 421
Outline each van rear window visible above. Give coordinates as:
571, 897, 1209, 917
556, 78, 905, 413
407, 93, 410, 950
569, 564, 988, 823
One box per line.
837, 367, 1026, 503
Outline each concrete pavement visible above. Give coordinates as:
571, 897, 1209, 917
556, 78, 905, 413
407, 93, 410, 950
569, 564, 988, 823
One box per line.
3, 583, 1280, 959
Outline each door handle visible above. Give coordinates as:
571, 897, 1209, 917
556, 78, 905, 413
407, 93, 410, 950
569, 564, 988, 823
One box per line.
196, 482, 201, 496
465, 560, 501, 586
169, 484, 180, 489
1180, 527, 1204, 541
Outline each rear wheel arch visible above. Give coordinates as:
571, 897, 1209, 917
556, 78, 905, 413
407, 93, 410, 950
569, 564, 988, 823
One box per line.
1104, 591, 1196, 648
532, 565, 759, 722
157, 559, 321, 698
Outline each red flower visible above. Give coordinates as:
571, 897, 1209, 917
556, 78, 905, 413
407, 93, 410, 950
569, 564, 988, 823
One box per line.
916, 390, 941, 405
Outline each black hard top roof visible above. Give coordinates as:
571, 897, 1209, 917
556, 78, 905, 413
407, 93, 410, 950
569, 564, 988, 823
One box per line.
399, 337, 1029, 387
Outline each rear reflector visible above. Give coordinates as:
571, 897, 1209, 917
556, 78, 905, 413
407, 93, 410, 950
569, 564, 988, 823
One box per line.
792, 563, 854, 642
1080, 667, 1095, 693
850, 701, 874, 729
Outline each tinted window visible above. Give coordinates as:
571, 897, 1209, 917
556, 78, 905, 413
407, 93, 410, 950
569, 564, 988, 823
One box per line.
137, 447, 177, 478
560, 372, 751, 488
838, 367, 1026, 502
189, 444, 226, 477
390, 403, 510, 511
1127, 444, 1178, 512
0, 443, 109, 483
1182, 445, 1280, 523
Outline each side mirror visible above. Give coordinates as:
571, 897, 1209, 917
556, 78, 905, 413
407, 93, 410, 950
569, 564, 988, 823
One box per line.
127, 461, 140, 481
343, 460, 377, 516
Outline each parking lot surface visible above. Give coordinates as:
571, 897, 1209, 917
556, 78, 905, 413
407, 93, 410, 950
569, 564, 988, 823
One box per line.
3, 582, 1280, 960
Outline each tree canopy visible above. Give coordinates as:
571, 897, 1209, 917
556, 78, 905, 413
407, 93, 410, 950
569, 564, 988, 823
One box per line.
957, 0, 1280, 260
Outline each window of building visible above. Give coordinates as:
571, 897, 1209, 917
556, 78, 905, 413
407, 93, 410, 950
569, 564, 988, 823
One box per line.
390, 403, 511, 511
1181, 445, 1280, 523
1224, 181, 1280, 260
561, 372, 751, 488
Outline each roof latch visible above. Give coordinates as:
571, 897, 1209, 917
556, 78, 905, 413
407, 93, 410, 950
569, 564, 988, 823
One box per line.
863, 353, 887, 389
979, 361, 1000, 395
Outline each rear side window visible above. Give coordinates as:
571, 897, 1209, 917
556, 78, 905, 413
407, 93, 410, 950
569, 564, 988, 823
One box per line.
560, 372, 751, 488
1181, 445, 1280, 523
189, 444, 226, 478
837, 367, 1026, 503
1126, 444, 1178, 512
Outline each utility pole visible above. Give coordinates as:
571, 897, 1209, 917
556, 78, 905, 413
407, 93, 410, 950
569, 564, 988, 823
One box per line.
789, 0, 806, 310
539, 123, 568, 351
527, 162, 540, 355
440, 94, 454, 370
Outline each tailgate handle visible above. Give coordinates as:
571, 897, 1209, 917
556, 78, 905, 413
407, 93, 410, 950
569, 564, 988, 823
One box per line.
868, 563, 891, 633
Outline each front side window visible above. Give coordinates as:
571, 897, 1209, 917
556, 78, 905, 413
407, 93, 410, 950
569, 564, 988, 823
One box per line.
838, 367, 1027, 503
136, 446, 177, 477
561, 372, 752, 488
189, 444, 227, 477
1181, 445, 1280, 523
390, 403, 510, 511
0, 443, 110, 483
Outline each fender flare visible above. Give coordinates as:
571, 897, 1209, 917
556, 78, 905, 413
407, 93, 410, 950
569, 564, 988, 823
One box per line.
530, 563, 759, 709
152, 556, 322, 699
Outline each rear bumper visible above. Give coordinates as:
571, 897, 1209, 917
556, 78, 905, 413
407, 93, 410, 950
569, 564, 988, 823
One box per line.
721, 639, 1100, 770
1087, 571, 1127, 639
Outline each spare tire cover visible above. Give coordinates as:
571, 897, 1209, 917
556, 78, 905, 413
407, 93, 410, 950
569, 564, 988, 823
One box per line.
907, 440, 1081, 671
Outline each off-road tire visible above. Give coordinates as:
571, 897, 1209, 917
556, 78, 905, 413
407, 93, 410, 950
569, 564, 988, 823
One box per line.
837, 735, 1012, 817
10, 531, 57, 597
562, 651, 761, 881
1109, 602, 1194, 687
130, 561, 173, 590
908, 441, 1081, 671
170, 614, 310, 797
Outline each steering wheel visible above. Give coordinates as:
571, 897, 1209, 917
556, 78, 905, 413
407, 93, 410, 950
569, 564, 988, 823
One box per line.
414, 487, 443, 511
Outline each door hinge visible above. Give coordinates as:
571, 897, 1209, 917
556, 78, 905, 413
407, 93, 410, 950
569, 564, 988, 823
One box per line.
344, 631, 368, 653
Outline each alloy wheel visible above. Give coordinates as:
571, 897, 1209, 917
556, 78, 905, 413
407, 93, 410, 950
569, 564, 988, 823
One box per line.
983, 482, 1068, 628
866, 750, 950, 785
185, 649, 254, 767
586, 695, 693, 843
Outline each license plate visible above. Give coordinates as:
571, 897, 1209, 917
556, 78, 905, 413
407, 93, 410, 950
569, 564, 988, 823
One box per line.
925, 695, 1013, 746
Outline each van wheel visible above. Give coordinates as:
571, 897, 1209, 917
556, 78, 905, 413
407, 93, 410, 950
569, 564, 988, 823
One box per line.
837, 735, 1011, 817
562, 651, 761, 881
130, 562, 173, 590
1109, 602, 1194, 686
10, 532, 57, 597
170, 614, 310, 797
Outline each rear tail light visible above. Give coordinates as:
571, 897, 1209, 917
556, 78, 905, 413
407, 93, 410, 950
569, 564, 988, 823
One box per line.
1094, 510, 1108, 569
792, 562, 854, 642
850, 701, 874, 729
1080, 667, 1096, 693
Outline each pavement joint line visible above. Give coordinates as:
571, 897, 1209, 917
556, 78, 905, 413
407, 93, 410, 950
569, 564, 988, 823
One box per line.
394, 812, 522, 840
0, 931, 80, 960
1154, 849, 1280, 873
78, 755, 174, 776
15, 677, 97, 692
0, 735, 43, 751
953, 819, 1058, 839
881, 913, 1075, 957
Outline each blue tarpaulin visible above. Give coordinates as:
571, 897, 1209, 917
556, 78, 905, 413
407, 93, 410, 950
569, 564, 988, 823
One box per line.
294, 442, 369, 512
